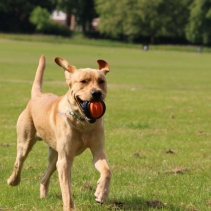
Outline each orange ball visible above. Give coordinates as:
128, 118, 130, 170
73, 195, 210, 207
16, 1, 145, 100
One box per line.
89, 101, 104, 119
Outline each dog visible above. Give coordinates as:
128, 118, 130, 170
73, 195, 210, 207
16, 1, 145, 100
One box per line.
7, 55, 111, 211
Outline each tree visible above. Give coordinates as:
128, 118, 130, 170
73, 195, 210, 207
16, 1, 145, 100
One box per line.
185, 0, 211, 45
30, 6, 50, 31
0, 0, 56, 33
95, 0, 191, 43
56, 0, 97, 33
126, 0, 164, 43
95, 0, 133, 40
134, 0, 191, 43
29, 6, 71, 36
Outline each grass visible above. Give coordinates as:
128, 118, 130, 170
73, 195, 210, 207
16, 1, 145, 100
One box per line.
1, 32, 211, 53
0, 35, 211, 210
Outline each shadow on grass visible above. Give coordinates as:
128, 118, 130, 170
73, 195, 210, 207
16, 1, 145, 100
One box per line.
35, 190, 186, 211
17, 181, 186, 211
105, 195, 183, 211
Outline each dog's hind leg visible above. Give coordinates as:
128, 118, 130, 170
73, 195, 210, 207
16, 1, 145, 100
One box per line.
40, 147, 58, 198
7, 109, 37, 186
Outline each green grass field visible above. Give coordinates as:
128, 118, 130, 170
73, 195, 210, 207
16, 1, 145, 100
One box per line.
0, 36, 211, 211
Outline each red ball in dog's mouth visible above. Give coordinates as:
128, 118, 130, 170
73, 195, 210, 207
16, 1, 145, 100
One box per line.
89, 101, 105, 119
78, 99, 106, 123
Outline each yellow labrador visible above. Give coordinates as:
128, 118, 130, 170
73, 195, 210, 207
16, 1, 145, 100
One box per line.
7, 55, 111, 211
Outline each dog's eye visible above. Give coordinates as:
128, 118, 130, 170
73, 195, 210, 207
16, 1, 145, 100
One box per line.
80, 80, 87, 84
98, 79, 105, 84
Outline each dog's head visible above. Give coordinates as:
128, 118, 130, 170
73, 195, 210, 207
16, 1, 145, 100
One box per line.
55, 57, 110, 123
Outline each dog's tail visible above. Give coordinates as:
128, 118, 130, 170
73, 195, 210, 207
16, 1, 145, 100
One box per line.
31, 55, 46, 98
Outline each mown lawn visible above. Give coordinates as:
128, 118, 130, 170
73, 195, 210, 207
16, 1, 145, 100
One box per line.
0, 37, 211, 211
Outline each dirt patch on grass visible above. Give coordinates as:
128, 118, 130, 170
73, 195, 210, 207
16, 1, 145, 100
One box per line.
107, 201, 126, 210
133, 152, 140, 157
0, 143, 10, 147
166, 148, 176, 154
197, 131, 209, 137
164, 166, 190, 175
181, 203, 198, 211
80, 181, 94, 191
146, 200, 165, 209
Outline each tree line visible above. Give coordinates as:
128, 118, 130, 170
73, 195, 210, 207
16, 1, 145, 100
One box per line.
0, 0, 211, 45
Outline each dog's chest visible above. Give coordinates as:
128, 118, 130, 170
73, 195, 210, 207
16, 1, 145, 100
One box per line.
73, 134, 91, 156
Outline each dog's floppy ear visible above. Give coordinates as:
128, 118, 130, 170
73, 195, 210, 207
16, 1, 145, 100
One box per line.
97, 60, 110, 75
54, 57, 76, 85
54, 57, 76, 73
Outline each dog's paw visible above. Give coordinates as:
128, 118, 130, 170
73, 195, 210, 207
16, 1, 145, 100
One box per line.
94, 178, 109, 204
95, 192, 108, 204
7, 174, 21, 186
40, 184, 48, 198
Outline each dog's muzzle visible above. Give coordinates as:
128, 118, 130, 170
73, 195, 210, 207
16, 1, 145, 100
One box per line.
79, 100, 106, 124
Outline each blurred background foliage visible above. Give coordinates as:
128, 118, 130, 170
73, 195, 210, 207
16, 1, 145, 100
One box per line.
0, 0, 211, 45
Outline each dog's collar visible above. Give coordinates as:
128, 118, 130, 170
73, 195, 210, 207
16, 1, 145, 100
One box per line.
58, 106, 85, 122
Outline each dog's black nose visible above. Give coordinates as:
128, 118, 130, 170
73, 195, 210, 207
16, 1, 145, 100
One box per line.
92, 90, 102, 100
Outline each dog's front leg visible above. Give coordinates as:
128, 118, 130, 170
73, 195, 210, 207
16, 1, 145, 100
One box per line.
57, 154, 74, 211
91, 150, 111, 204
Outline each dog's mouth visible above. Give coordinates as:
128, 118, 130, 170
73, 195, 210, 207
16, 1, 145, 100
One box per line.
77, 98, 96, 123
76, 97, 106, 124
